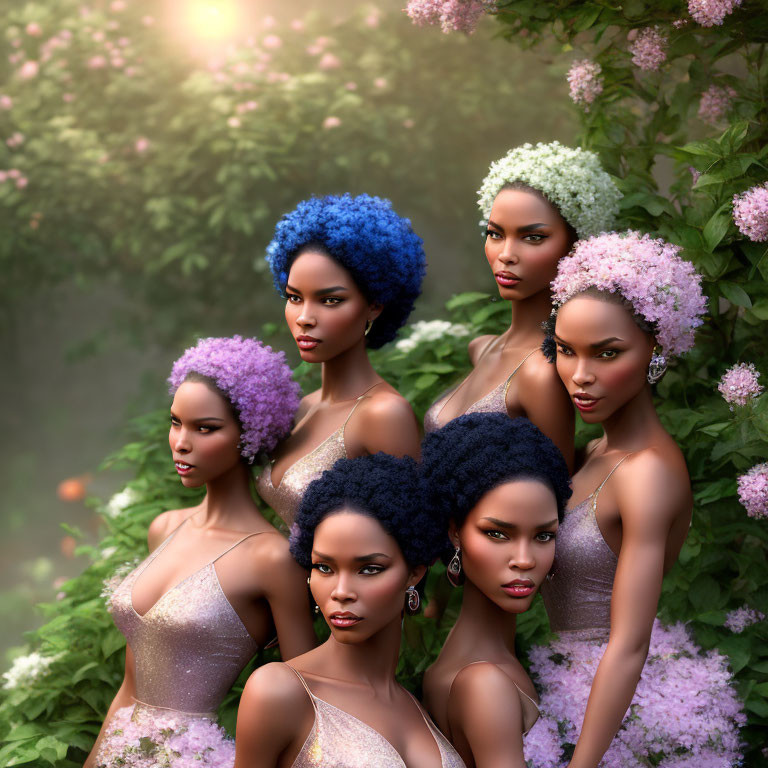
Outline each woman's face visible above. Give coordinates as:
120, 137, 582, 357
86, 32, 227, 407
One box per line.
309, 510, 426, 644
284, 250, 382, 363
455, 479, 558, 613
554, 295, 655, 423
169, 381, 242, 487
485, 188, 573, 301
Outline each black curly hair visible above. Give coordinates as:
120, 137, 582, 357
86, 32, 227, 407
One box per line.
289, 453, 448, 569
421, 414, 572, 531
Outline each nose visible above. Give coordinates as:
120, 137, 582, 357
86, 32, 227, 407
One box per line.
330, 573, 357, 604
509, 541, 536, 571
572, 356, 596, 387
297, 307, 316, 328
172, 427, 192, 454
498, 238, 519, 265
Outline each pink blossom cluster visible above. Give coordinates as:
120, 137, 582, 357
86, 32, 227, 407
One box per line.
688, 0, 743, 27
698, 84, 737, 125
724, 604, 765, 633
629, 26, 668, 71
737, 463, 768, 519
551, 231, 707, 357
405, 0, 496, 34
5, 132, 24, 148
96, 704, 235, 768
0, 169, 29, 189
525, 621, 746, 767
732, 183, 768, 242
717, 363, 763, 408
567, 59, 603, 110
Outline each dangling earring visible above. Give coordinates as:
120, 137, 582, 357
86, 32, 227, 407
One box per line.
546, 568, 556, 583
364, 319, 373, 337
447, 546, 462, 588
647, 347, 667, 385
306, 576, 319, 614
406, 585, 420, 613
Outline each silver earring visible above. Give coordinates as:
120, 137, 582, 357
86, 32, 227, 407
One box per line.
364, 319, 373, 336
447, 546, 462, 587
647, 349, 667, 384
306, 576, 311, 585
406, 585, 420, 612
546, 569, 556, 582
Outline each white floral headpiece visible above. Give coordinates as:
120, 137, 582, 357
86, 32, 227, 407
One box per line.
477, 141, 622, 238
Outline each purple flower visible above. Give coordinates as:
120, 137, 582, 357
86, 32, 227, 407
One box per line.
168, 336, 300, 462
629, 27, 668, 71
724, 604, 765, 633
737, 462, 768, 519
717, 363, 763, 408
688, 0, 743, 27
567, 59, 603, 110
551, 231, 707, 358
406, 0, 496, 34
732, 183, 768, 242
697, 84, 737, 125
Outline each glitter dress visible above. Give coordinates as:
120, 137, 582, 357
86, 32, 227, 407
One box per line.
257, 393, 371, 526
286, 665, 466, 768
423, 343, 537, 433
96, 518, 273, 768
524, 458, 746, 768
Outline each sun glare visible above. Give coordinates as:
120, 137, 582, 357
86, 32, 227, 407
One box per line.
185, 0, 239, 40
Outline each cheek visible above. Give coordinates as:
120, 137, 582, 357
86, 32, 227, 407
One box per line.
461, 533, 505, 579
600, 358, 647, 395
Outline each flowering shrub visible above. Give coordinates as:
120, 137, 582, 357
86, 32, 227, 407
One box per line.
628, 26, 668, 71
725, 605, 765, 634
732, 183, 768, 242
566, 59, 604, 110
737, 463, 768, 520
405, 0, 496, 34
717, 363, 763, 408
698, 84, 738, 125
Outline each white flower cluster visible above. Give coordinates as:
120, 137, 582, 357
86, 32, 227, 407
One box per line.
2, 651, 61, 689
477, 141, 622, 239
395, 319, 471, 353
105, 486, 139, 519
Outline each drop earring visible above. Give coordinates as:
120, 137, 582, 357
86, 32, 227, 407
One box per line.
647, 347, 667, 385
447, 546, 462, 587
406, 585, 420, 613
364, 319, 373, 336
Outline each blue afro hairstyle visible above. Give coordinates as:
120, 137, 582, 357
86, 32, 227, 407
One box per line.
289, 453, 448, 569
421, 414, 572, 529
265, 194, 426, 349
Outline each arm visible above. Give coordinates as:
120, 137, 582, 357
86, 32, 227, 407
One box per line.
347, 394, 421, 459
447, 664, 528, 768
261, 540, 317, 660
234, 663, 314, 768
567, 455, 688, 768
83, 644, 136, 768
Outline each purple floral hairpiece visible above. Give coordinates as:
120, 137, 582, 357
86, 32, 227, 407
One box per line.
168, 336, 300, 462
551, 231, 707, 357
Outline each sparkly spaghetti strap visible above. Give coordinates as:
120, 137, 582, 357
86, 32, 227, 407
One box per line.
590, 453, 634, 514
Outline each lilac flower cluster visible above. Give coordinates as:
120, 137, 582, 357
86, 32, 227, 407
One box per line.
524, 621, 746, 768
724, 604, 765, 633
567, 59, 603, 110
168, 336, 300, 462
732, 183, 768, 242
551, 231, 707, 357
96, 704, 235, 768
688, 0, 743, 27
405, 0, 496, 34
698, 84, 737, 125
737, 463, 768, 520
629, 27, 668, 71
717, 363, 763, 408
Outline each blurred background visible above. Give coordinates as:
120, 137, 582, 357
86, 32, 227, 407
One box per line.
0, 0, 576, 657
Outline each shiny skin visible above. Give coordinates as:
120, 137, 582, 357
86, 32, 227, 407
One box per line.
169, 381, 243, 488
485, 188, 574, 302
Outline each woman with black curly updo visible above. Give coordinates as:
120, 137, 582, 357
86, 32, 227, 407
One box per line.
235, 454, 465, 768
421, 413, 571, 768
257, 194, 425, 527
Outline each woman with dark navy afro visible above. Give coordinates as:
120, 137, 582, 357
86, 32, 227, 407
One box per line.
420, 413, 571, 768
235, 453, 466, 768
257, 194, 426, 527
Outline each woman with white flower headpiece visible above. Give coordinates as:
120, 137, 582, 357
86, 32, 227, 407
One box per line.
423, 142, 622, 472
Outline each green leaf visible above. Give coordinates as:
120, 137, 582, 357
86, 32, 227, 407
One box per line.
413, 373, 439, 390
702, 210, 731, 252
445, 292, 492, 309
720, 282, 752, 308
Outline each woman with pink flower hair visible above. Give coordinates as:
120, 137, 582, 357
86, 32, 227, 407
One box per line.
85, 336, 317, 768
527, 233, 744, 767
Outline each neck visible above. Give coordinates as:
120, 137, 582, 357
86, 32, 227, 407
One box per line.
319, 340, 382, 402
199, 461, 262, 528
450, 580, 518, 657
601, 384, 663, 451
320, 614, 404, 689
503, 290, 552, 346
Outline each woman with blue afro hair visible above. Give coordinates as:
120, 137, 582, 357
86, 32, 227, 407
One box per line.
257, 194, 425, 527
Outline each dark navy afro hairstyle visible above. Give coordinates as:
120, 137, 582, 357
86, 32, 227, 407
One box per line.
265, 194, 426, 349
421, 414, 572, 529
289, 453, 447, 570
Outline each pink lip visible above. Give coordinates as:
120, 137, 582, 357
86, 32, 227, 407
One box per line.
329, 612, 362, 628
296, 334, 320, 350
495, 271, 521, 288
174, 461, 194, 475
572, 392, 602, 413
502, 579, 536, 598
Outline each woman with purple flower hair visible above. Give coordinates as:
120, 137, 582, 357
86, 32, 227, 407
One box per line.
527, 232, 745, 767
258, 194, 424, 527
85, 336, 317, 768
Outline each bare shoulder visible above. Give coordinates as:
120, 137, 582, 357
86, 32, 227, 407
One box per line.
357, 388, 416, 427
516, 349, 565, 392
239, 661, 311, 723
468, 334, 497, 365
242, 531, 304, 582
147, 508, 190, 551
296, 389, 321, 419
451, 662, 519, 699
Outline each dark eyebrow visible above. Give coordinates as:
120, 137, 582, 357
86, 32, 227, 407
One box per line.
312, 551, 391, 562
517, 223, 548, 232
284, 283, 349, 297
170, 411, 224, 423
487, 219, 503, 230
553, 334, 623, 349
482, 516, 559, 529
